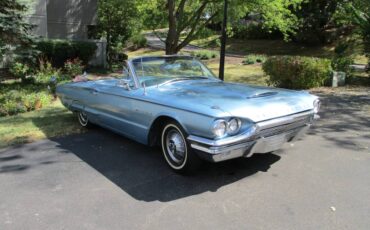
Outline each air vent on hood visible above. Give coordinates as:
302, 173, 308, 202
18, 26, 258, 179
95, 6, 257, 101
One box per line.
246, 92, 278, 99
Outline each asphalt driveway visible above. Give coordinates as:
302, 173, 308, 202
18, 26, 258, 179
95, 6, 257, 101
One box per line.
1, 88, 369, 230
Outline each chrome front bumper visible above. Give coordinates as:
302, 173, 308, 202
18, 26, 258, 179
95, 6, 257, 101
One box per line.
188, 111, 315, 162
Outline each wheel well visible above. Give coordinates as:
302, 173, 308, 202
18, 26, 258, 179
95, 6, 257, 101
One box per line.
148, 116, 178, 147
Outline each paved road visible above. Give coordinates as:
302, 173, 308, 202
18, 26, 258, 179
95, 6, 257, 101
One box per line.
1, 92, 369, 230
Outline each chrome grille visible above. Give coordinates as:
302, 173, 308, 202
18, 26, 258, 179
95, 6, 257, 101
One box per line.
255, 113, 313, 138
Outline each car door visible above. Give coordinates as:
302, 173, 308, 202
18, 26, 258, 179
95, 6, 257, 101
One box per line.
93, 62, 141, 139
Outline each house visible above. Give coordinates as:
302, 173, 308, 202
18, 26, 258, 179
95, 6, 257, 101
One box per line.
27, 0, 97, 40
26, 0, 106, 66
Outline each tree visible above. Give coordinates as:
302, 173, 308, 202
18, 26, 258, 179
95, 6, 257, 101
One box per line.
351, 1, 370, 68
0, 0, 33, 55
351, 1, 370, 43
292, 0, 341, 44
141, 0, 304, 54
165, 0, 223, 54
97, 0, 139, 66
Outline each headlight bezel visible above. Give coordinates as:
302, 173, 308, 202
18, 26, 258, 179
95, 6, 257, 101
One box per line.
211, 119, 227, 138
227, 118, 242, 135
212, 118, 242, 138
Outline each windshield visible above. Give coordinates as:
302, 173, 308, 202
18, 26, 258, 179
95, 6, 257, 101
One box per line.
131, 56, 217, 87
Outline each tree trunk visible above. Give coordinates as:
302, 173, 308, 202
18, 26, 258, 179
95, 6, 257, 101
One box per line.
164, 0, 212, 54
166, 0, 178, 55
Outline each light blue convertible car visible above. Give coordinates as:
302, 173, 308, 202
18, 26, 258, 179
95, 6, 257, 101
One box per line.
57, 56, 320, 173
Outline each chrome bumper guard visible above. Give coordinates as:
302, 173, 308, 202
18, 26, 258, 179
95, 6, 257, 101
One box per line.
188, 111, 315, 162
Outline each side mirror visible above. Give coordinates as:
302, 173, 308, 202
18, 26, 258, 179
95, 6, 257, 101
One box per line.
116, 79, 131, 90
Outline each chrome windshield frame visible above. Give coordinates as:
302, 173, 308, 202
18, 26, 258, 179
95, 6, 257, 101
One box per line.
126, 55, 218, 89
125, 60, 141, 89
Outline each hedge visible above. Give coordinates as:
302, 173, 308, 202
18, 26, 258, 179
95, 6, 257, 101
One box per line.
262, 56, 332, 89
36, 40, 97, 67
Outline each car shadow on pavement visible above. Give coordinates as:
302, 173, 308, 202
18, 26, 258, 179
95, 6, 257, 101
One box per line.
49, 128, 281, 202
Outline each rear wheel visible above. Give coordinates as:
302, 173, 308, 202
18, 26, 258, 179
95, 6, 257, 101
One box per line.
161, 121, 202, 174
77, 111, 93, 128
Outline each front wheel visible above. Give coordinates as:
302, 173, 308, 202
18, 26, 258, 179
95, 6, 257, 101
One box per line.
161, 122, 202, 174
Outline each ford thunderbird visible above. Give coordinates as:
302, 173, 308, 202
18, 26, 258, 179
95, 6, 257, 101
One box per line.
56, 56, 320, 173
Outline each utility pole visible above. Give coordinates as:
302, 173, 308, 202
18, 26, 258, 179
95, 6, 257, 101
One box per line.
219, 0, 228, 81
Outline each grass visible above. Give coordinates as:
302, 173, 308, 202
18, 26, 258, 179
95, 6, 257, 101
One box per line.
354, 55, 369, 65
0, 100, 83, 148
127, 48, 165, 58
190, 35, 220, 48
206, 59, 268, 86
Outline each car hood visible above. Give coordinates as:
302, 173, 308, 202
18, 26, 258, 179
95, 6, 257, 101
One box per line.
147, 80, 317, 122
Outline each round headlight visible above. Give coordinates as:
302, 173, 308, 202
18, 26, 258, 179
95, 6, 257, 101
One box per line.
227, 118, 241, 135
313, 99, 321, 113
212, 120, 227, 138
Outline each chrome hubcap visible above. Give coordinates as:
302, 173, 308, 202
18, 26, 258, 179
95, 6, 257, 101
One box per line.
166, 129, 186, 164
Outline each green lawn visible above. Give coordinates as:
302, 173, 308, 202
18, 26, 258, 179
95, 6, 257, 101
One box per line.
127, 48, 165, 58
207, 60, 267, 86
0, 100, 83, 148
189, 35, 220, 48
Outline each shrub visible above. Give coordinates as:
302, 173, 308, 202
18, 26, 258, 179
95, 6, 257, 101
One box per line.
243, 56, 255, 65
36, 39, 97, 67
35, 58, 62, 83
262, 56, 332, 89
243, 54, 266, 65
191, 50, 218, 60
9, 62, 31, 83
0, 85, 53, 116
331, 41, 354, 76
110, 51, 129, 66
64, 58, 84, 77
130, 34, 147, 49
207, 38, 221, 48
332, 56, 354, 75
194, 28, 216, 39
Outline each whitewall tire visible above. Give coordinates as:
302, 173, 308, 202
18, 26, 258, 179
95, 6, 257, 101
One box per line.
161, 121, 201, 174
